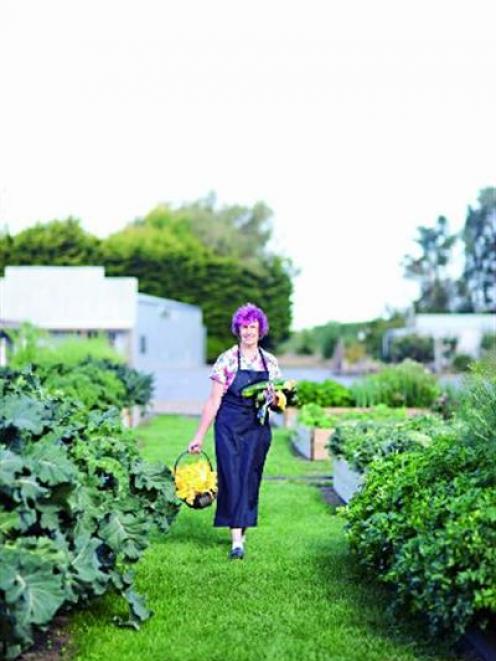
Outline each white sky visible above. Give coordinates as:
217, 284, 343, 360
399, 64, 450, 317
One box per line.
1, 0, 495, 330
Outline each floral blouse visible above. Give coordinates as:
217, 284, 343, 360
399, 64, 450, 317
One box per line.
209, 344, 282, 394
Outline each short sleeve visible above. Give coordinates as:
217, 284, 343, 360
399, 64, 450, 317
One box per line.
209, 353, 228, 386
264, 352, 282, 380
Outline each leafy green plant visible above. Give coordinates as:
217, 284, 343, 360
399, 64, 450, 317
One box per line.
345, 432, 496, 636
7, 327, 123, 369
295, 380, 353, 407
351, 360, 440, 408
329, 413, 449, 473
297, 403, 333, 428
344, 357, 496, 637
41, 362, 126, 410
0, 369, 180, 659
93, 359, 154, 408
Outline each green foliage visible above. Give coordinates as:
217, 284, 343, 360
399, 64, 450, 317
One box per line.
351, 360, 440, 408
344, 357, 496, 636
101, 222, 293, 361
297, 403, 333, 429
458, 353, 496, 445
4, 323, 51, 368
462, 187, 496, 312
298, 402, 411, 433
330, 413, 449, 473
388, 334, 434, 364
481, 331, 496, 353
96, 359, 154, 408
345, 432, 496, 636
140, 195, 274, 266
7, 326, 123, 370
4, 326, 153, 410
450, 353, 473, 372
0, 369, 180, 659
0, 218, 101, 274
41, 363, 126, 410
402, 215, 458, 313
295, 330, 315, 355
295, 379, 353, 407
430, 383, 463, 420
286, 313, 407, 362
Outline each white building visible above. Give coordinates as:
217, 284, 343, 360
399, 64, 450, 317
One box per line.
383, 312, 496, 370
0, 266, 206, 371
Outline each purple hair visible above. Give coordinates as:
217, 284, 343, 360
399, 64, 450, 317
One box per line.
231, 303, 269, 338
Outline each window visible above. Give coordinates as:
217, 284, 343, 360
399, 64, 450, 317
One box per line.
139, 335, 147, 354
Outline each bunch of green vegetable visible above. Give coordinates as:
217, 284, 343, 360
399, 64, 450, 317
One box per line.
0, 369, 180, 659
241, 379, 297, 424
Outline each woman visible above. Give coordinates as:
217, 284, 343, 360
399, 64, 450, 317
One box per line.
187, 302, 282, 560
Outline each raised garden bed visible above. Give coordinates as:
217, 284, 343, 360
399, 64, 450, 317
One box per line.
291, 424, 333, 461
332, 457, 363, 503
283, 406, 429, 429
121, 405, 153, 428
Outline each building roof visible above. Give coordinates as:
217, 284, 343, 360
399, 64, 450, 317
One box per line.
0, 266, 138, 330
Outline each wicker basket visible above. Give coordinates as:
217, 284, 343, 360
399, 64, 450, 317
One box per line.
173, 449, 217, 509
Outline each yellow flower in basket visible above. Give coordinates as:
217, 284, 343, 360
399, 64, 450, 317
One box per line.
173, 452, 218, 509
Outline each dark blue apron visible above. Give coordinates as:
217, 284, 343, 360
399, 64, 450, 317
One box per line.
213, 346, 271, 528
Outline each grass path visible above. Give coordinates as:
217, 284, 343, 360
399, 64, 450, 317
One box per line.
69, 416, 457, 661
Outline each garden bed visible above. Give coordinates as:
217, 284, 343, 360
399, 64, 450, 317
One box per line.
283, 406, 430, 429
291, 424, 333, 461
332, 457, 363, 503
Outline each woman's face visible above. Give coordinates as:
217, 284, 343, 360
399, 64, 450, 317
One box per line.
239, 320, 260, 347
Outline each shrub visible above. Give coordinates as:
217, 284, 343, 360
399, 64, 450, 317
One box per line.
388, 334, 434, 364
350, 360, 440, 408
480, 332, 496, 353
451, 353, 473, 372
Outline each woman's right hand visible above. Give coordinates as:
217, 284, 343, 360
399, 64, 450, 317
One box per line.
187, 438, 203, 454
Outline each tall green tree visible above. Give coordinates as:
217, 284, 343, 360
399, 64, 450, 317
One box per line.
402, 215, 458, 312
461, 187, 496, 312
0, 218, 101, 273
135, 194, 274, 270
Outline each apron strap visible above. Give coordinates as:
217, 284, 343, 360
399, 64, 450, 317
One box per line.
259, 347, 269, 372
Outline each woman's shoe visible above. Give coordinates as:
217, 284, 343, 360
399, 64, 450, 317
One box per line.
228, 546, 245, 560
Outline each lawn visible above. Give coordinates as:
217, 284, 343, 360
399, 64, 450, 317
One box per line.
68, 415, 458, 661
